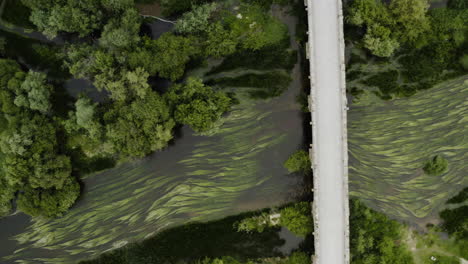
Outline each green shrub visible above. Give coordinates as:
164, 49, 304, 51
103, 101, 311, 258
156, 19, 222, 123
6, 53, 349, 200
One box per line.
279, 202, 313, 236
285, 252, 311, 264
350, 199, 414, 264
283, 150, 310, 173
440, 205, 468, 240
423, 155, 448, 176
235, 212, 273, 233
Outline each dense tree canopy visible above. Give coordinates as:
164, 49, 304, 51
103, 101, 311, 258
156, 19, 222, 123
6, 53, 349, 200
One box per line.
166, 78, 231, 132
104, 92, 175, 157
1, 0, 292, 219
175, 3, 218, 34
22, 0, 103, 38
17, 179, 80, 218
350, 199, 414, 264
279, 202, 313, 236
0, 59, 79, 218
347, 0, 430, 57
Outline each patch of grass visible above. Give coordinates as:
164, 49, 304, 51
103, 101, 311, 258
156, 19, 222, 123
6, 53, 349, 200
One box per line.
207, 71, 292, 99
2, 0, 35, 29
207, 38, 297, 76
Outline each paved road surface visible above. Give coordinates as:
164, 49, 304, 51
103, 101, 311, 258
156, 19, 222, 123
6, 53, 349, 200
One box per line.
306, 0, 350, 262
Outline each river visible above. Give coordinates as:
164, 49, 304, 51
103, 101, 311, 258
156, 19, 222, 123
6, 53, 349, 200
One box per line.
0, 8, 307, 264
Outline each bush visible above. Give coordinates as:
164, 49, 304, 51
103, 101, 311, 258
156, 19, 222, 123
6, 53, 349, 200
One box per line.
423, 155, 448, 176
235, 212, 273, 233
350, 199, 414, 264
17, 179, 80, 218
279, 202, 313, 236
440, 205, 468, 240
286, 252, 311, 264
283, 150, 310, 173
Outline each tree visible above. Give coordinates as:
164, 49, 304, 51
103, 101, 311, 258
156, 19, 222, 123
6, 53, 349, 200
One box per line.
166, 78, 231, 132
0, 178, 16, 216
22, 0, 103, 38
9, 71, 53, 113
423, 155, 448, 176
1, 114, 72, 190
17, 179, 80, 218
101, 0, 134, 10
0, 59, 21, 89
279, 202, 313, 236
347, 0, 430, 56
363, 24, 400, 57
389, 0, 430, 43
152, 33, 199, 80
350, 199, 414, 264
236, 212, 272, 233
99, 9, 141, 50
286, 252, 311, 264
204, 22, 239, 58
105, 92, 175, 157
283, 150, 311, 173
175, 3, 218, 34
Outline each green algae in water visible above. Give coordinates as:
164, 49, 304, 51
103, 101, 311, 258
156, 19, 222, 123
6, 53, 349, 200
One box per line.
349, 76, 468, 222
3, 91, 303, 263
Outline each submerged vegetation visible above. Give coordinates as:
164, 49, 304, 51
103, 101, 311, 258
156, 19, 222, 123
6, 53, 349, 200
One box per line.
0, 0, 293, 218
348, 76, 468, 220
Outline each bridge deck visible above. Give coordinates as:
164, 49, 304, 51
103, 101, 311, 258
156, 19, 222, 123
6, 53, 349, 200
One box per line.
306, 0, 350, 262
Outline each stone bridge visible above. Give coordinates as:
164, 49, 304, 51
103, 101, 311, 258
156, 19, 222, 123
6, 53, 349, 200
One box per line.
305, 0, 350, 263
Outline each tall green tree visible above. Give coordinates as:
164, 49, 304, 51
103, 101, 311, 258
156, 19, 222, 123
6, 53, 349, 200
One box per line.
99, 9, 141, 50
9, 71, 53, 114
105, 92, 175, 157
279, 202, 313, 236
175, 3, 218, 34
1, 114, 72, 190
350, 199, 414, 264
22, 0, 103, 38
347, 0, 430, 57
17, 179, 80, 218
166, 78, 231, 132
